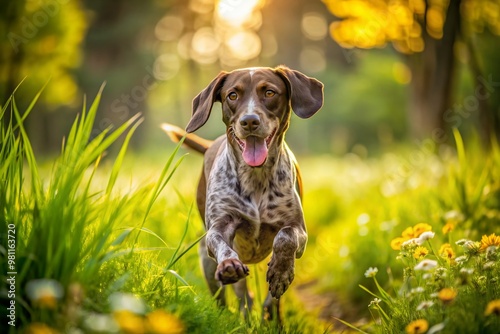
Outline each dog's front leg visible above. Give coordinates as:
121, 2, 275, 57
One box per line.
206, 221, 250, 285
266, 225, 307, 299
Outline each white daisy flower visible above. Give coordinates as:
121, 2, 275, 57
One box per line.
109, 292, 146, 314
364, 267, 379, 278
416, 300, 434, 310
417, 231, 435, 243
414, 259, 438, 271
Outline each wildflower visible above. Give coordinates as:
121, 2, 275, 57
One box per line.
109, 292, 146, 314
391, 237, 406, 250
442, 222, 455, 234
459, 268, 474, 275
26, 279, 64, 309
402, 226, 416, 239
405, 319, 429, 334
479, 233, 500, 252
416, 301, 434, 311
368, 298, 381, 308
455, 255, 467, 264
485, 245, 498, 260
413, 223, 432, 237
413, 246, 429, 259
455, 238, 470, 246
146, 310, 185, 334
364, 267, 379, 278
439, 243, 455, 262
417, 231, 435, 244
411, 287, 425, 295
484, 299, 500, 316
83, 313, 119, 332
457, 239, 480, 255
435, 267, 447, 276
402, 238, 420, 248
414, 259, 438, 271
438, 288, 457, 304
483, 261, 495, 270
25, 323, 58, 334
427, 322, 446, 334
114, 310, 145, 334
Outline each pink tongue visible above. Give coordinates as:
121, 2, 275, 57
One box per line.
242, 136, 268, 167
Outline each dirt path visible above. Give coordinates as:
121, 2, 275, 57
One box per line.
294, 280, 369, 333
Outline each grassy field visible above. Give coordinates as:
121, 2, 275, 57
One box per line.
1, 90, 499, 333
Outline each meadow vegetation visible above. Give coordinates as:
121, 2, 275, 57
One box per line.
1, 88, 499, 333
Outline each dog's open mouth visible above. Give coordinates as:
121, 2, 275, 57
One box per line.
232, 128, 276, 167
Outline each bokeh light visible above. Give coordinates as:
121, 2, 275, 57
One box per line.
191, 27, 220, 65
155, 15, 184, 42
300, 47, 327, 73
216, 0, 262, 28
224, 31, 261, 62
302, 12, 328, 41
153, 54, 181, 80
161, 0, 265, 67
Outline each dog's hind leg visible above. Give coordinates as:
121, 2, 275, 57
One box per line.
262, 292, 281, 324
232, 278, 254, 318
199, 237, 226, 305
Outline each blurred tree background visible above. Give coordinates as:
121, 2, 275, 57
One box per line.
1, 0, 500, 156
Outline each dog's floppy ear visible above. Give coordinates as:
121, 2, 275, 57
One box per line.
275, 66, 324, 119
186, 72, 228, 133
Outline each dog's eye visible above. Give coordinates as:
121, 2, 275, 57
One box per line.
265, 90, 275, 98
228, 92, 238, 101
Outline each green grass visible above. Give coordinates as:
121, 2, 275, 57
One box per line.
1, 86, 499, 333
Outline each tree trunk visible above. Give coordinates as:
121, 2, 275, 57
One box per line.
406, 0, 461, 141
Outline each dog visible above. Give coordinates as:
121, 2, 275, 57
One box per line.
162, 65, 324, 321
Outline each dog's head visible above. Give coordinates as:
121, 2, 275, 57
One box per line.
186, 66, 324, 167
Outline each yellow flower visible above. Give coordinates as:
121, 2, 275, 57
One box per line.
146, 310, 186, 334
114, 310, 146, 334
405, 319, 429, 334
25, 323, 58, 334
438, 288, 457, 304
391, 237, 406, 250
479, 233, 500, 252
402, 226, 415, 239
439, 243, 455, 262
413, 246, 429, 259
413, 223, 432, 237
484, 299, 500, 316
442, 222, 455, 234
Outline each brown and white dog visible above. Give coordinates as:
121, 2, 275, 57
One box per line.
163, 66, 323, 321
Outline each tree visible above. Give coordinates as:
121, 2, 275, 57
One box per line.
0, 0, 88, 151
323, 0, 500, 142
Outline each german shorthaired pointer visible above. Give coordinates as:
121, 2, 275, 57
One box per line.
163, 66, 323, 321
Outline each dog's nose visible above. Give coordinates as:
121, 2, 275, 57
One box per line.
240, 114, 261, 131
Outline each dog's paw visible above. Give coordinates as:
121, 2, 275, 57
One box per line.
266, 256, 295, 299
216, 258, 249, 285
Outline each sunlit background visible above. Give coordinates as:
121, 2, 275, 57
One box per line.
1, 0, 500, 156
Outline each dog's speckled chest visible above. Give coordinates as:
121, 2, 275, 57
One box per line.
205, 143, 303, 263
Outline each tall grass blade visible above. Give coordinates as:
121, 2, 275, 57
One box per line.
166, 269, 196, 294
333, 318, 369, 334
106, 115, 144, 195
